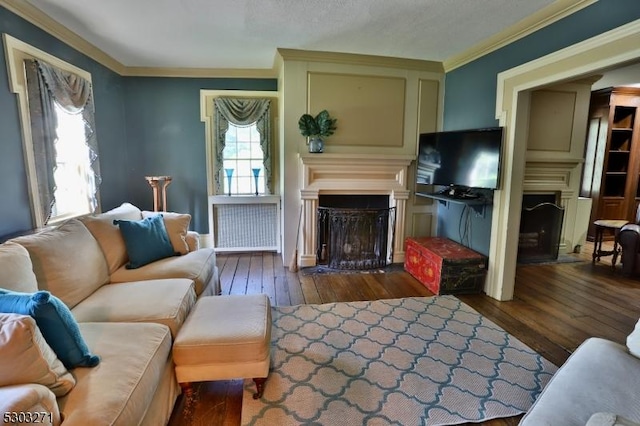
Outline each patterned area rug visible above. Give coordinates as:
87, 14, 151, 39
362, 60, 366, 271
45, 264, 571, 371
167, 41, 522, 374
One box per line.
241, 296, 557, 426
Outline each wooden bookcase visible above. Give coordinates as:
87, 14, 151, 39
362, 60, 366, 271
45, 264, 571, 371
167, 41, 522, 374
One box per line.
582, 87, 640, 239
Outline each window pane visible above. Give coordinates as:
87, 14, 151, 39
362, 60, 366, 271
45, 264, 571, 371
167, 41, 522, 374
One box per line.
236, 142, 252, 159
223, 122, 265, 195
51, 103, 92, 218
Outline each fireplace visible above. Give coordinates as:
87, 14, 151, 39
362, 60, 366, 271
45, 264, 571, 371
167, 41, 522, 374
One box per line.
316, 195, 395, 269
518, 194, 565, 263
298, 153, 413, 268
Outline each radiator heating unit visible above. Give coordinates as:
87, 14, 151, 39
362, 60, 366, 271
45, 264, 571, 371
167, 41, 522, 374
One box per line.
208, 195, 280, 252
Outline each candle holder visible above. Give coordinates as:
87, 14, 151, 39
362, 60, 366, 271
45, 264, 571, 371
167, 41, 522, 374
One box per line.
252, 168, 261, 196
224, 168, 234, 196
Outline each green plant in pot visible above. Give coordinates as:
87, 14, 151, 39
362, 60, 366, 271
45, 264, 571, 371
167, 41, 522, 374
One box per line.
298, 109, 337, 153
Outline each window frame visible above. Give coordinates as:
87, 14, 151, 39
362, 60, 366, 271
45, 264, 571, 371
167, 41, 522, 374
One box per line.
199, 90, 279, 197
4, 33, 96, 228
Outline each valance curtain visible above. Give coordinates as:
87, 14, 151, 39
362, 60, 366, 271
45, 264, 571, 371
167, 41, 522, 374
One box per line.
24, 59, 101, 225
213, 98, 272, 194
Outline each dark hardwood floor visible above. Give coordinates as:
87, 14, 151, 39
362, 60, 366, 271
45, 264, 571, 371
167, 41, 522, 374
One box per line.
168, 242, 640, 426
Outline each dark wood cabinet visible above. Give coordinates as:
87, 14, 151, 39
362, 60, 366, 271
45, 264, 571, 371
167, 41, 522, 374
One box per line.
582, 87, 640, 239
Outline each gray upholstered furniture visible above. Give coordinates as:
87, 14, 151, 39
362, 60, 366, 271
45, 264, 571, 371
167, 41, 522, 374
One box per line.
520, 337, 640, 425
620, 223, 640, 276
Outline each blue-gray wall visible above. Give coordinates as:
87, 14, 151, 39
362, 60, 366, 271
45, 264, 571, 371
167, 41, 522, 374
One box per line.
122, 77, 276, 233
0, 5, 276, 238
439, 0, 640, 255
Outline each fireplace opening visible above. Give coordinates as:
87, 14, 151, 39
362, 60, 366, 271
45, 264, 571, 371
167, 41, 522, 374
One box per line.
317, 195, 395, 269
518, 194, 565, 263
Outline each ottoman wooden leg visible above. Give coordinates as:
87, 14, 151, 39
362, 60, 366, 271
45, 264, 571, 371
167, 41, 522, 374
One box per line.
180, 382, 193, 395
253, 377, 266, 399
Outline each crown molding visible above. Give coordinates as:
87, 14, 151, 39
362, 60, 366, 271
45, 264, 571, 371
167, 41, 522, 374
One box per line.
443, 0, 597, 72
277, 48, 444, 73
122, 66, 277, 79
0, 0, 126, 74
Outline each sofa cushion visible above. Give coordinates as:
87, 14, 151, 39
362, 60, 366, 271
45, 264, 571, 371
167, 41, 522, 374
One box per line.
110, 248, 217, 296
114, 215, 176, 269
520, 338, 640, 426
0, 241, 38, 293
143, 211, 191, 255
0, 313, 75, 397
57, 322, 171, 426
0, 290, 100, 369
71, 279, 196, 338
628, 318, 640, 358
80, 203, 143, 274
0, 384, 61, 426
12, 219, 109, 308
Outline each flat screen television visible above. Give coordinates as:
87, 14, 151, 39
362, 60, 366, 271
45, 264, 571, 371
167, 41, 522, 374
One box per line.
416, 127, 503, 191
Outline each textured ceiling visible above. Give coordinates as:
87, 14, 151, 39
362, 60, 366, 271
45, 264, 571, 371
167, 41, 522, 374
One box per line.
24, 0, 559, 69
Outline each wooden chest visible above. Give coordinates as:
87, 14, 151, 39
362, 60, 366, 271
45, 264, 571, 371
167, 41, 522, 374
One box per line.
404, 237, 487, 295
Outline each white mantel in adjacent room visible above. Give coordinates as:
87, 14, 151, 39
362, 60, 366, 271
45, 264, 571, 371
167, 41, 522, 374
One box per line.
297, 153, 414, 268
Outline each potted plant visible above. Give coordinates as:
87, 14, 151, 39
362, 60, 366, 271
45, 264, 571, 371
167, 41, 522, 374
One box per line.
298, 109, 337, 153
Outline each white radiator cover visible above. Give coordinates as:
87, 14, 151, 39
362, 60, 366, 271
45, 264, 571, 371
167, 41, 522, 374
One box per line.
208, 195, 281, 252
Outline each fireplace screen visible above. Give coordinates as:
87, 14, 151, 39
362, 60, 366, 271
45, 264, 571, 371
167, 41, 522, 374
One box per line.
518, 202, 565, 262
317, 207, 396, 270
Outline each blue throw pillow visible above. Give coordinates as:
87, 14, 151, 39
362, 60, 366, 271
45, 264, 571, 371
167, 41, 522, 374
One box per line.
0, 289, 100, 369
113, 215, 176, 269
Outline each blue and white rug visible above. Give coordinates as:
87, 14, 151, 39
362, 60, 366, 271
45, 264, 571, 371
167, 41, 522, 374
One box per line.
241, 296, 557, 426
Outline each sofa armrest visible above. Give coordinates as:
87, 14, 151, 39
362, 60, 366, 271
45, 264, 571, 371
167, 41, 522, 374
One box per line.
0, 384, 61, 426
620, 224, 640, 239
619, 224, 640, 276
186, 231, 200, 252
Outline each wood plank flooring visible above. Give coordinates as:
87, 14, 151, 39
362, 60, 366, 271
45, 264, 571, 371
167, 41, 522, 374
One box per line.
168, 242, 640, 426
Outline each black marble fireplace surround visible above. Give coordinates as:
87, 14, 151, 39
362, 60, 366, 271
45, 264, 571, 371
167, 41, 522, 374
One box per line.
316, 195, 395, 269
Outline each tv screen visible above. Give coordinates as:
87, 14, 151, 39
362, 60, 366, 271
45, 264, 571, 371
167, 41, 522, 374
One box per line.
417, 127, 503, 190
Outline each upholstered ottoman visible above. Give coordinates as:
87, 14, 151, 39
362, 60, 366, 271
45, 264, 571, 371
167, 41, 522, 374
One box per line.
172, 294, 272, 398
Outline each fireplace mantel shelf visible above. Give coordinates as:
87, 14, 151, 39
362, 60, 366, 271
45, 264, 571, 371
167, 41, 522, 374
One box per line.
298, 152, 416, 161
299, 153, 414, 164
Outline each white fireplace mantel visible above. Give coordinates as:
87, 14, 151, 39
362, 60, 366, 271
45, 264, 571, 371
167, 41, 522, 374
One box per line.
298, 153, 414, 268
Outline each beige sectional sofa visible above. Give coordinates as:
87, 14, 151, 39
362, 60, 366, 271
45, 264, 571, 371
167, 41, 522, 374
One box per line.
0, 203, 219, 425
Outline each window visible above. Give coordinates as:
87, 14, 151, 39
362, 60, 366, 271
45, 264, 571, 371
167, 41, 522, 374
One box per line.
222, 122, 265, 195
212, 97, 273, 196
51, 103, 95, 219
4, 34, 101, 228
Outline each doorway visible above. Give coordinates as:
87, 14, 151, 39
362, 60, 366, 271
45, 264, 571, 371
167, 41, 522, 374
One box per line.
486, 20, 640, 301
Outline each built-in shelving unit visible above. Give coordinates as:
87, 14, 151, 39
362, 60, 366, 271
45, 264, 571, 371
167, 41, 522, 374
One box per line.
582, 87, 640, 239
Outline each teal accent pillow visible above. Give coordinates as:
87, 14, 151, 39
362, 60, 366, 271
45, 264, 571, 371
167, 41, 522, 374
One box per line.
113, 215, 176, 269
0, 289, 100, 369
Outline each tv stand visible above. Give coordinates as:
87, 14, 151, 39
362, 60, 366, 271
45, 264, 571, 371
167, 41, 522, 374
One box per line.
438, 185, 472, 199
415, 190, 490, 216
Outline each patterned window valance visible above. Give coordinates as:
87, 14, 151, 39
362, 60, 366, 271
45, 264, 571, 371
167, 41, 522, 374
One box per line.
213, 98, 272, 194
